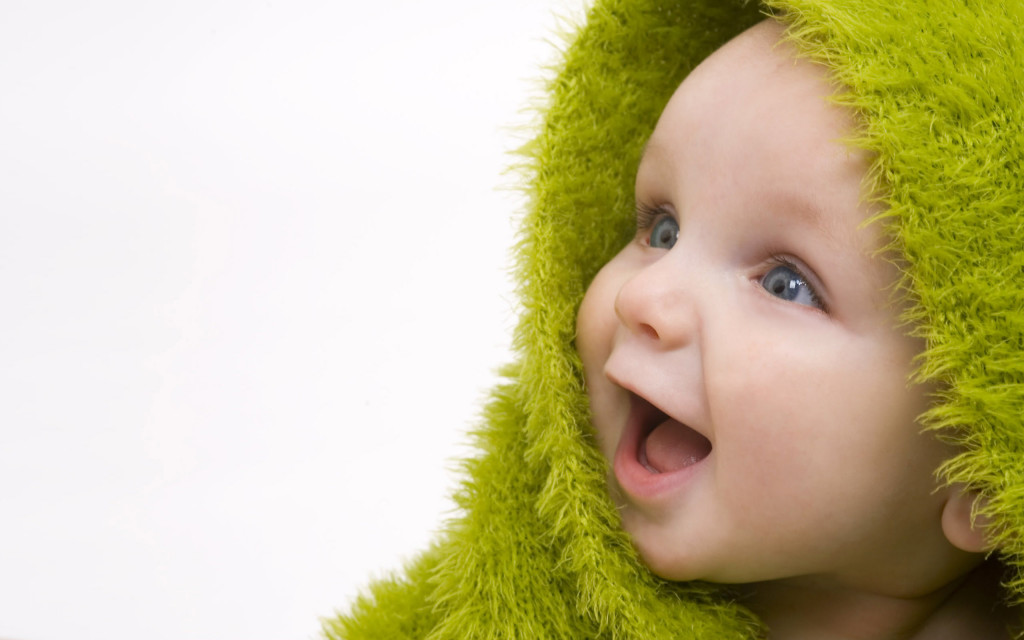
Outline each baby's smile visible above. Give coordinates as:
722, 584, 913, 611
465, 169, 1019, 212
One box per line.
611, 387, 712, 502
636, 396, 710, 475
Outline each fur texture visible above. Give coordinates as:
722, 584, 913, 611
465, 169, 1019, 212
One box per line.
326, 0, 1024, 637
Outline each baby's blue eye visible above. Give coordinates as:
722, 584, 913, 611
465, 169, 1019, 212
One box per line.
648, 217, 679, 249
761, 264, 822, 309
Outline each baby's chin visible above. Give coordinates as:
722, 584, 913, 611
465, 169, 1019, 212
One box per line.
621, 512, 786, 586
619, 512, 714, 583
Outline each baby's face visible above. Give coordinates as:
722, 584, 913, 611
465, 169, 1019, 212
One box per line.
576, 21, 971, 594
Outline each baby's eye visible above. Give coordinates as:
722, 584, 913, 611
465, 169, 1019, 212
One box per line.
760, 264, 824, 310
647, 217, 679, 249
634, 200, 675, 248
635, 202, 679, 250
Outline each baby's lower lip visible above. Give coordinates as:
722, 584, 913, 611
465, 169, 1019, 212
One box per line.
612, 395, 710, 501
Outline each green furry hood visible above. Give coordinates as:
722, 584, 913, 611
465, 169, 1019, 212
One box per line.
328, 0, 1024, 637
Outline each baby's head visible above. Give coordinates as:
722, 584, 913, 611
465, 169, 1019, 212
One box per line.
576, 19, 989, 601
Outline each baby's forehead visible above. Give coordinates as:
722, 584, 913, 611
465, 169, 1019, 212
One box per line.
646, 29, 861, 196
685, 19, 791, 85
646, 18, 866, 209
665, 20, 847, 136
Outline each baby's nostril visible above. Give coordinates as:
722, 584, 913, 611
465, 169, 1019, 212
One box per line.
639, 322, 659, 340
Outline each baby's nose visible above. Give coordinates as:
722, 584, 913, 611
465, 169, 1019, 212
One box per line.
613, 263, 700, 350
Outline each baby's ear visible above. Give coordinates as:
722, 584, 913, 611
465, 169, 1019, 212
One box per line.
941, 485, 994, 554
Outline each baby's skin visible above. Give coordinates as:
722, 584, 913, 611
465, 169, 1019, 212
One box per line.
575, 19, 1013, 639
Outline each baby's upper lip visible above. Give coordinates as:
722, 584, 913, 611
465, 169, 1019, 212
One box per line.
605, 369, 710, 442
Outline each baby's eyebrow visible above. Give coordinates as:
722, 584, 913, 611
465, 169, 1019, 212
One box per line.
638, 140, 852, 253
764, 189, 848, 252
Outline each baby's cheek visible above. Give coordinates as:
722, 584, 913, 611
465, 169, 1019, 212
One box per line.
707, 340, 849, 494
574, 299, 616, 459
576, 283, 611, 367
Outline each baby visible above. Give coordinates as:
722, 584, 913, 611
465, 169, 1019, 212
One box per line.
576, 19, 1014, 638
328, 3, 1024, 639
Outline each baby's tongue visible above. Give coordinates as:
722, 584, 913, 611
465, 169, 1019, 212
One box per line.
644, 419, 711, 473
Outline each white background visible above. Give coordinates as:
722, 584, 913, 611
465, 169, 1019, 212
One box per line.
0, 1, 584, 638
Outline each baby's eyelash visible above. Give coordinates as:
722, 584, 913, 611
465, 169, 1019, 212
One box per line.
635, 202, 670, 230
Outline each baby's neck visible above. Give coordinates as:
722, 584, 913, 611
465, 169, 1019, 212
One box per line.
735, 560, 1014, 640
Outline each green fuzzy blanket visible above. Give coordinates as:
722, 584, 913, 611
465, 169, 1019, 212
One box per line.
327, 0, 1024, 637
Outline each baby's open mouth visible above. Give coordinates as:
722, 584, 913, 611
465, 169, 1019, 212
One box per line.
635, 397, 712, 473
